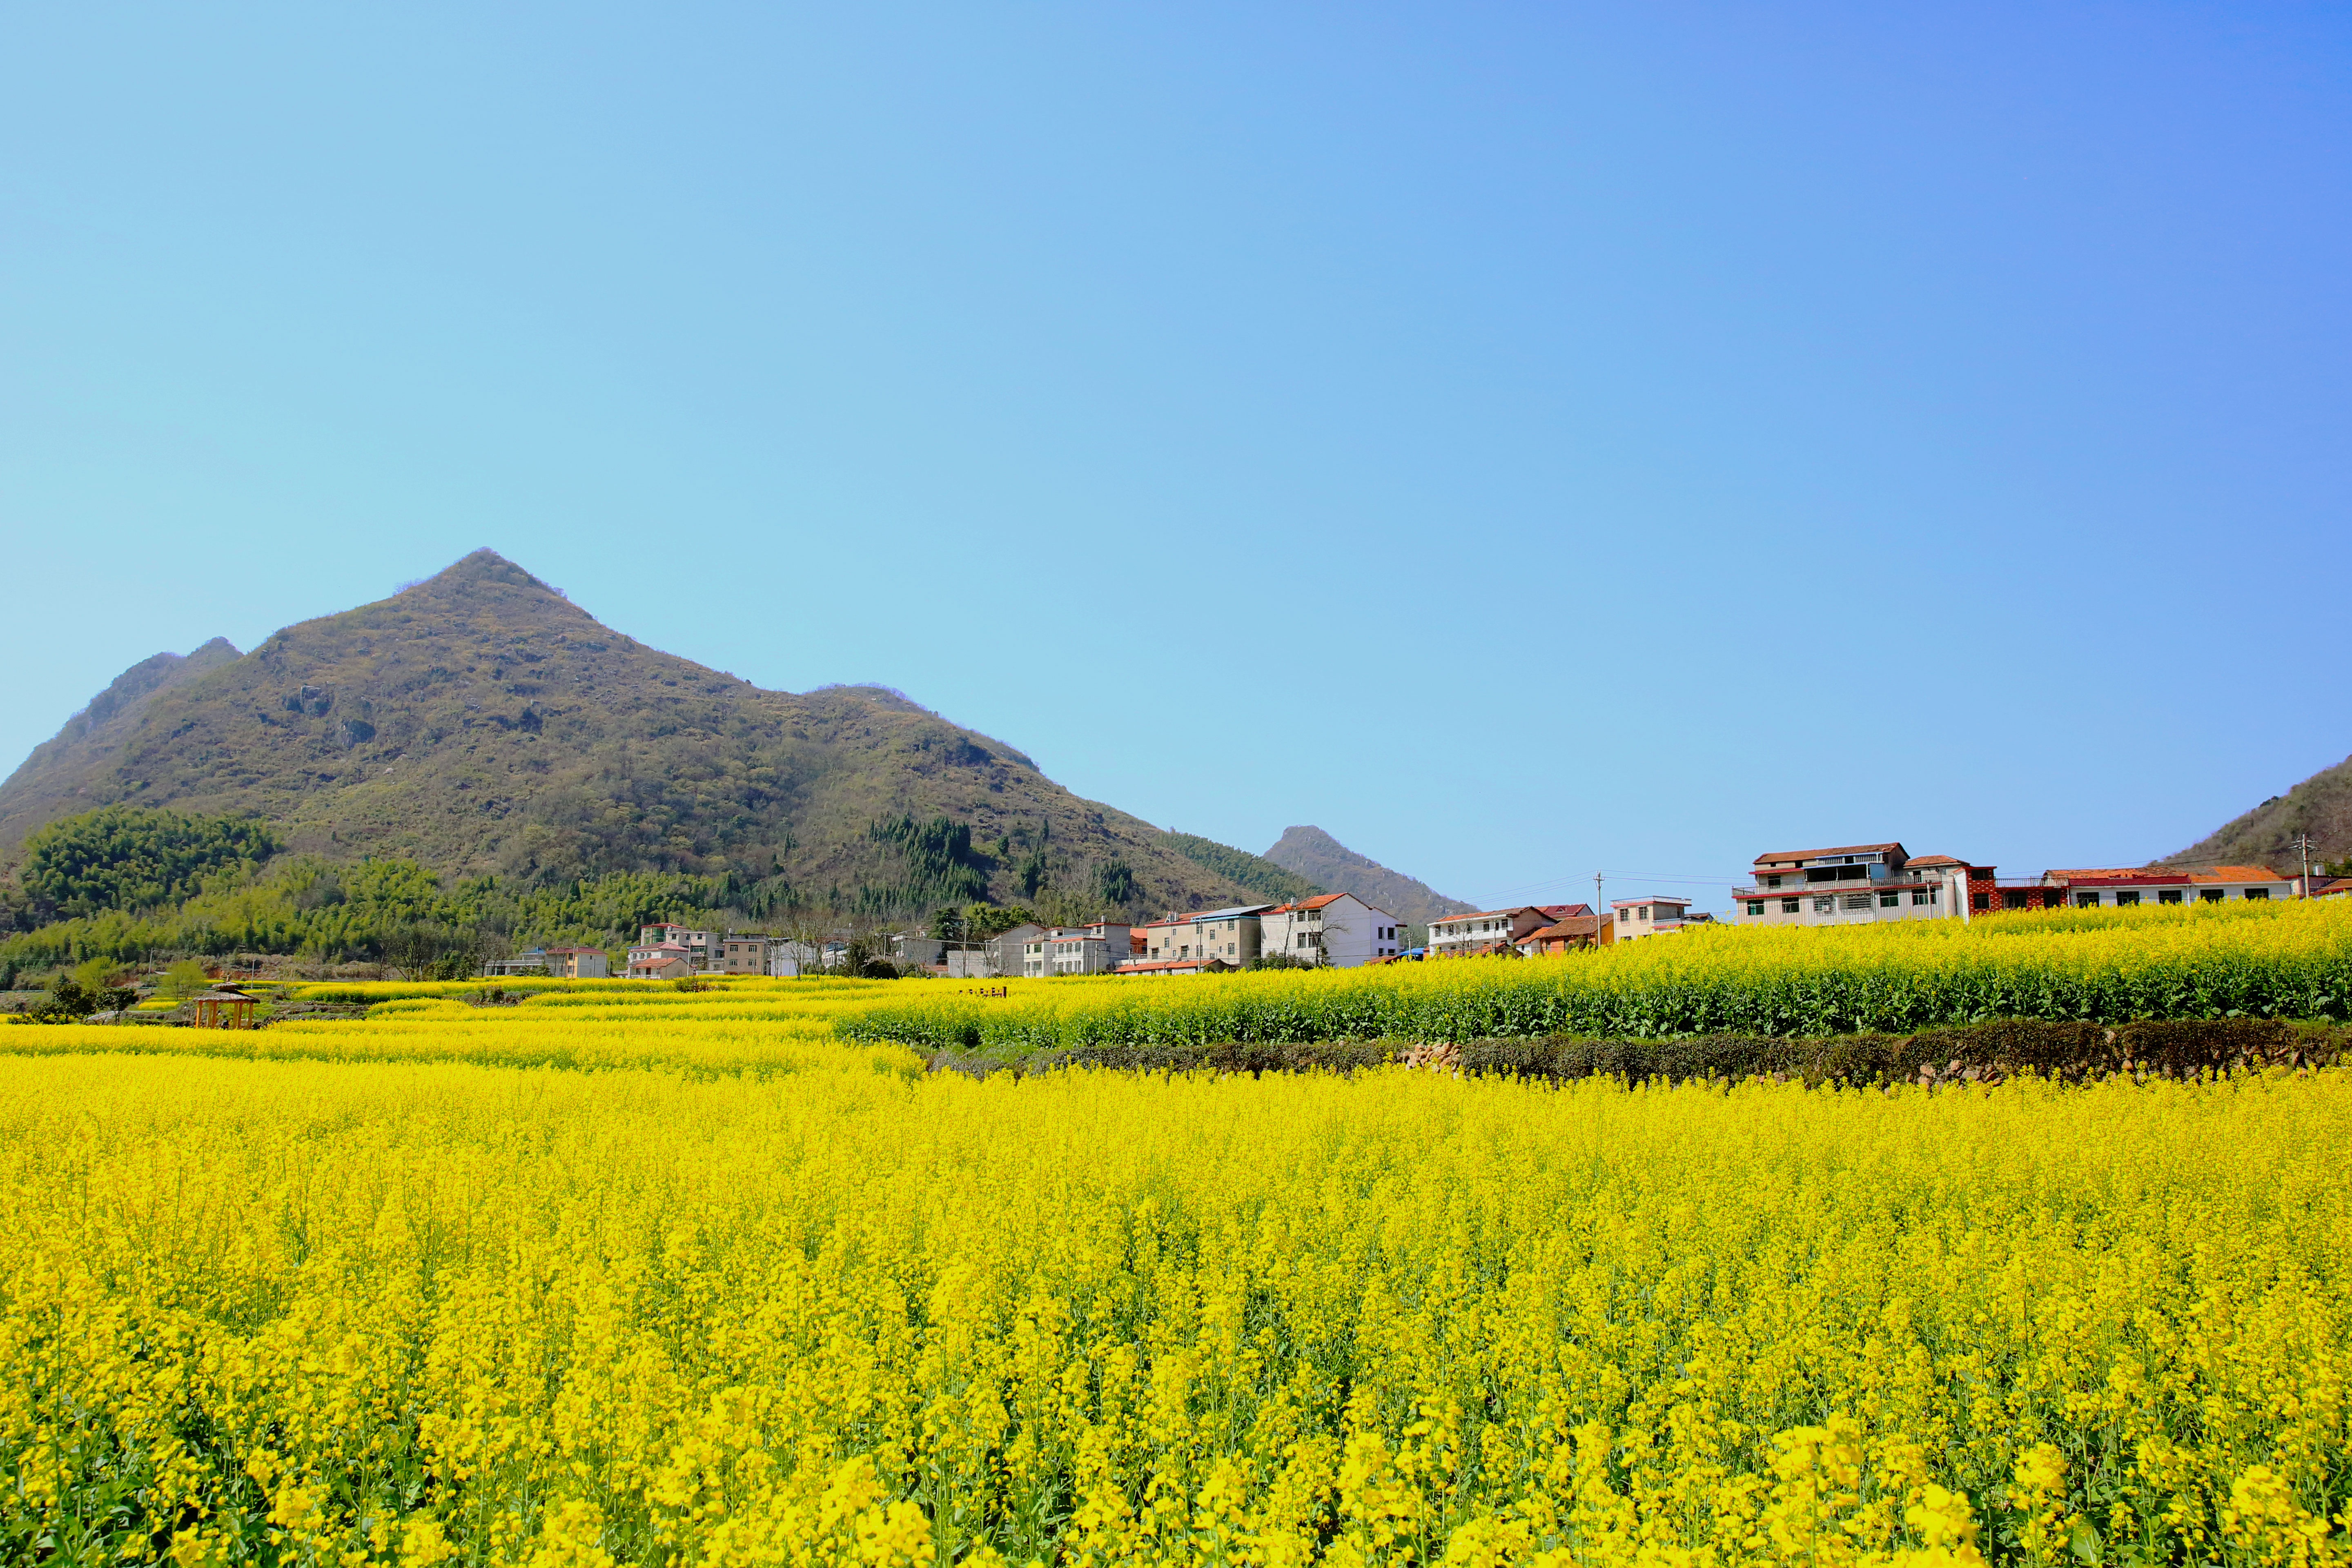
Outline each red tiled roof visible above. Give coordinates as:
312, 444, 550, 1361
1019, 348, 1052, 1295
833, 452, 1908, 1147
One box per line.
1904, 854, 1963, 868
1535, 903, 1593, 918
1526, 915, 1605, 939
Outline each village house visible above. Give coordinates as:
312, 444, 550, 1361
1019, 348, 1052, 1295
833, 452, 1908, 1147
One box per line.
1733, 841, 2290, 924
1023, 922, 1134, 977
1136, 906, 1270, 967
1610, 896, 1713, 941
713, 934, 783, 974
637, 923, 713, 970
626, 941, 695, 979
1515, 913, 1612, 954
2038, 865, 2291, 906
1257, 893, 1407, 967
484, 944, 612, 978
1114, 957, 1232, 976
1731, 844, 1984, 926
1426, 906, 1557, 958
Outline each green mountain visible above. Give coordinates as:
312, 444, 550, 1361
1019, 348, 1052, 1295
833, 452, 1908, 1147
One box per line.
0, 638, 241, 853
2160, 754, 2352, 872
0, 550, 1287, 923
1262, 824, 1475, 925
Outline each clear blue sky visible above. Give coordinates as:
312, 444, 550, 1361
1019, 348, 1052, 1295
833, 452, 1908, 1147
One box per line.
4, 2, 2348, 912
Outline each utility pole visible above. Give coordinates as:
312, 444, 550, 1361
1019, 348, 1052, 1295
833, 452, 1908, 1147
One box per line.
1595, 872, 1605, 947
2293, 833, 2316, 897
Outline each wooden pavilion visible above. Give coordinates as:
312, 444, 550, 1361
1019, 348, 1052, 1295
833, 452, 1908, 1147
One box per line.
190, 986, 259, 1029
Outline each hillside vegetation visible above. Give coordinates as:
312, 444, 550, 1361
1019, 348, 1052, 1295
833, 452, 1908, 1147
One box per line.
0, 551, 1307, 942
2163, 751, 2352, 871
1262, 823, 1473, 925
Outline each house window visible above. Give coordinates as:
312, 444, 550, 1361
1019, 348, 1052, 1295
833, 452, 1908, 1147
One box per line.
2200, 889, 2224, 903
2244, 888, 2270, 900
2003, 891, 2031, 910
2115, 890, 2140, 906
1842, 893, 1871, 910
1878, 891, 1900, 908
1972, 893, 1989, 910
1813, 896, 1835, 913
1747, 901, 1766, 916
1911, 890, 1931, 906
1765, 875, 1782, 889
1782, 898, 1801, 913
2158, 889, 2182, 904
2076, 892, 2100, 907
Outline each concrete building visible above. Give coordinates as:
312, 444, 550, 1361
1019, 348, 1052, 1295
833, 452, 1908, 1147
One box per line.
637, 923, 713, 970
544, 946, 609, 978
716, 935, 777, 974
2039, 865, 2290, 906
626, 942, 695, 979
1609, 896, 1713, 940
1258, 893, 1407, 967
1114, 957, 1232, 976
1427, 906, 1558, 958
1731, 844, 1979, 926
1136, 906, 1270, 967
985, 923, 1047, 979
892, 935, 949, 969
1023, 923, 1134, 977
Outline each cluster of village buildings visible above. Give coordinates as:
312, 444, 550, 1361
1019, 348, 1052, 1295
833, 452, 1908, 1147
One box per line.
482, 839, 2334, 980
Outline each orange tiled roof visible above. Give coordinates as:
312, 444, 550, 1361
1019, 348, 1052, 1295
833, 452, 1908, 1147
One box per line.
2185, 865, 2283, 883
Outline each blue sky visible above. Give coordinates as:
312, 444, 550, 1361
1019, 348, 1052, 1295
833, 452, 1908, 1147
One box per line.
3, 1, 2348, 912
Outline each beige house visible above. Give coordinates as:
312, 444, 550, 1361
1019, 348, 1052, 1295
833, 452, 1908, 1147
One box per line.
1136, 906, 1269, 967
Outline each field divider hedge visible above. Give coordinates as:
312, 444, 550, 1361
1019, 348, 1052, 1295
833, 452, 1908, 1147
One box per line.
924, 1017, 2346, 1086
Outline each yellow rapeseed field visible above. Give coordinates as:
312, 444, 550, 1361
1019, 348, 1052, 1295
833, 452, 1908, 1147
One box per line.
3, 1038, 2346, 1567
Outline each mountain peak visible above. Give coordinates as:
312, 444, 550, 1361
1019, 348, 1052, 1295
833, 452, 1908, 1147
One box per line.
404, 548, 561, 597
1263, 826, 1474, 927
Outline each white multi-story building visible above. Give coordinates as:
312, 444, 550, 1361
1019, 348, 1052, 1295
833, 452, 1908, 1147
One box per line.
1729, 843, 1975, 927
1426, 906, 1557, 958
1258, 893, 1406, 966
1025, 923, 1134, 977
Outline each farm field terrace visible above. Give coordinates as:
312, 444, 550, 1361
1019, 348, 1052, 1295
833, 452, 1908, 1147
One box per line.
838, 900, 2352, 1054
4, 1047, 2351, 1567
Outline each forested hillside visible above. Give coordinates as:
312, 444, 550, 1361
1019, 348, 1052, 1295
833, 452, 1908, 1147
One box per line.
2163, 753, 2352, 872
0, 637, 239, 852
0, 551, 1283, 947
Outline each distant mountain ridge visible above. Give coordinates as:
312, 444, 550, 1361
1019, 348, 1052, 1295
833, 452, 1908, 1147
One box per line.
2161, 753, 2352, 872
0, 550, 1284, 920
1262, 825, 1474, 926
